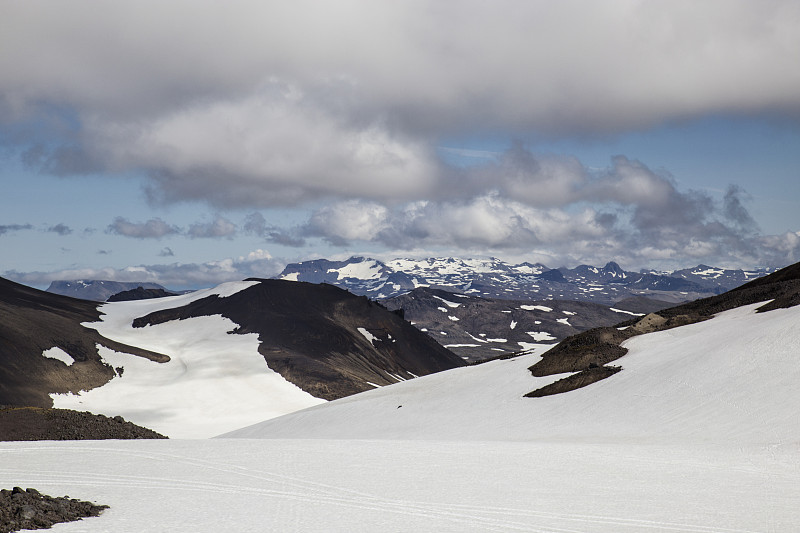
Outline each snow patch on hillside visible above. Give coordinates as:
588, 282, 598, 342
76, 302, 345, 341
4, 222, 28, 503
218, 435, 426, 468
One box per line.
520, 304, 552, 312
433, 295, 461, 308
42, 347, 73, 366
609, 307, 644, 316
527, 331, 556, 341
357, 327, 378, 344
330, 260, 383, 280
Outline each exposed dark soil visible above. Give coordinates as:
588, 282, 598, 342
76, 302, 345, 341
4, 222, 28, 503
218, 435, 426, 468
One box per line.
525, 366, 621, 398
0, 486, 107, 533
528, 327, 629, 377
525, 261, 800, 397
0, 406, 166, 441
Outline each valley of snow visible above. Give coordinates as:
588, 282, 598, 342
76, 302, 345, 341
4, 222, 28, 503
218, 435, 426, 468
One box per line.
50, 281, 324, 438
225, 302, 800, 443
3, 301, 800, 531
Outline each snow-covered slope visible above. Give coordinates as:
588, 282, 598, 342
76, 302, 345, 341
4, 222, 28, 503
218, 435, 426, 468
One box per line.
224, 301, 800, 445
51, 282, 325, 438
6, 437, 798, 533
4, 300, 800, 532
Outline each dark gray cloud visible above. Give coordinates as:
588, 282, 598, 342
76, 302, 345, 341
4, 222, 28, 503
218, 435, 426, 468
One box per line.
107, 217, 180, 239
2, 1, 798, 209
187, 216, 237, 239
273, 148, 792, 268
244, 212, 306, 247
158, 247, 175, 257
47, 223, 73, 236
0, 223, 33, 235
723, 185, 759, 234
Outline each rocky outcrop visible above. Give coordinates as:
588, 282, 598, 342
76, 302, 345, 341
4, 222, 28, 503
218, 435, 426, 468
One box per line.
0, 486, 108, 533
107, 286, 177, 302
0, 406, 166, 441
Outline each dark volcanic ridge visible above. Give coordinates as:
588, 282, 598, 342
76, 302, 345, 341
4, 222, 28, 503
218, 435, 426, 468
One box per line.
0, 486, 107, 533
131, 279, 466, 400
526, 261, 800, 397
0, 406, 166, 441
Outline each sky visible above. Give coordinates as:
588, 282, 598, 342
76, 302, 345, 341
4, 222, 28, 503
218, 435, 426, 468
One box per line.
2, 0, 799, 289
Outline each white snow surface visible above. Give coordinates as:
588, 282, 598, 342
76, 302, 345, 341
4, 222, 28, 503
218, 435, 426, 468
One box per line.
609, 307, 645, 316
8, 439, 798, 533
42, 346, 74, 366
50, 281, 324, 438
5, 302, 800, 531
357, 327, 379, 344
432, 295, 461, 308
226, 302, 800, 444
527, 331, 557, 341
329, 259, 384, 280
520, 304, 552, 312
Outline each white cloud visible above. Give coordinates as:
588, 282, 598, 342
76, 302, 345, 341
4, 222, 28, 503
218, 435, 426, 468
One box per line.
107, 217, 180, 239
187, 216, 237, 239
3, 1, 799, 274
308, 200, 390, 243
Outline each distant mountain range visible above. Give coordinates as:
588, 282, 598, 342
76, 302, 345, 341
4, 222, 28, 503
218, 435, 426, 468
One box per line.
277, 256, 772, 304
46, 280, 173, 302
382, 287, 673, 362
227, 261, 800, 446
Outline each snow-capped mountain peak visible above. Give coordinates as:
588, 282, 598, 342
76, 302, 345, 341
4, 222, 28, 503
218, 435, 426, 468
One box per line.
276, 256, 772, 304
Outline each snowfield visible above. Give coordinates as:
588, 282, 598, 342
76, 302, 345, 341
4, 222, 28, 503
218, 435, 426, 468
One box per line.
3, 439, 798, 533
3, 302, 800, 531
226, 302, 800, 444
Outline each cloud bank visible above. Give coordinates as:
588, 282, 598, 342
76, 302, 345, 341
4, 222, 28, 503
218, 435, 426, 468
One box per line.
4, 0, 799, 209
7, 250, 281, 290
2, 1, 799, 273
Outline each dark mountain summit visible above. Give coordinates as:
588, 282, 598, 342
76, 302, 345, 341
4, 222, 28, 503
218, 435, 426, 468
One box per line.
107, 286, 178, 301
